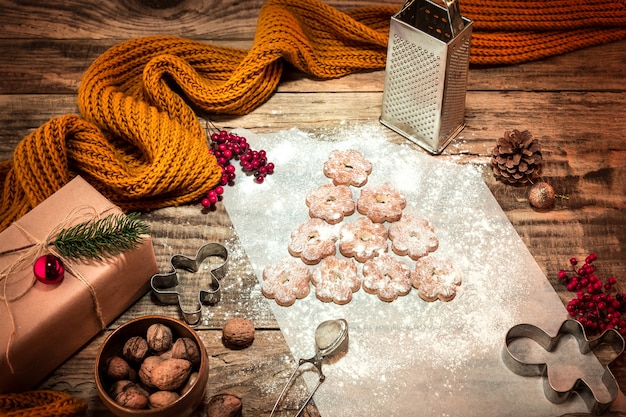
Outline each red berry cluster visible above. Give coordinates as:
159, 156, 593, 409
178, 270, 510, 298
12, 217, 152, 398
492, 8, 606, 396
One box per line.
558, 253, 625, 335
202, 129, 274, 208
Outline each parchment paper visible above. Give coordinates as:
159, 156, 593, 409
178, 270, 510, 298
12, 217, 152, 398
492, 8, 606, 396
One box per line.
223, 124, 623, 416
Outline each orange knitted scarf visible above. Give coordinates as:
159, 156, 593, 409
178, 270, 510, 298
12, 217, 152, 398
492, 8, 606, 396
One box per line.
0, 390, 87, 417
1, 0, 625, 232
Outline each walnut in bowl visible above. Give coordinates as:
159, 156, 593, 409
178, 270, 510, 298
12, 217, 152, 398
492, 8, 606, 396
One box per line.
95, 315, 208, 417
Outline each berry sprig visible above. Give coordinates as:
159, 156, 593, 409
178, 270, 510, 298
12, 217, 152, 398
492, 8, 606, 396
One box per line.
202, 126, 275, 208
558, 253, 625, 336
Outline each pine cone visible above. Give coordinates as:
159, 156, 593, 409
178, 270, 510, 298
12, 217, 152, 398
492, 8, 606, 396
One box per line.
491, 129, 542, 185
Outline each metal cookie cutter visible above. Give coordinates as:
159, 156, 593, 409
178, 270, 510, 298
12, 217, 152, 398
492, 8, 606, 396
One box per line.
503, 319, 624, 415
150, 242, 228, 325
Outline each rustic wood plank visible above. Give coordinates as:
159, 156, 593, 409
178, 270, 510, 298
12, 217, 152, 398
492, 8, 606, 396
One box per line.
0, 0, 397, 40
0, 0, 264, 40
0, 39, 625, 95
467, 40, 626, 93
0, 39, 253, 95
2, 90, 625, 159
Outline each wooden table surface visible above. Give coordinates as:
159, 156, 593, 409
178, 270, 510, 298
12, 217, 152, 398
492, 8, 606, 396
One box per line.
1, 0, 625, 416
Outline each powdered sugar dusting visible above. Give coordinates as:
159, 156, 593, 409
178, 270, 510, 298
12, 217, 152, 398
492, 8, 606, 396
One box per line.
222, 123, 590, 416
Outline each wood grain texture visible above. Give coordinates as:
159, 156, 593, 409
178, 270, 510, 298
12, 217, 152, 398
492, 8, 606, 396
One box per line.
1, 39, 625, 95
0, 0, 398, 39
0, 0, 625, 415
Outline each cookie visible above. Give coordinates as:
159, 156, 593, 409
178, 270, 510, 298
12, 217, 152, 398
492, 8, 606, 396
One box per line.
388, 214, 438, 260
339, 216, 388, 263
288, 218, 338, 265
262, 258, 311, 306
312, 256, 360, 304
362, 254, 412, 302
411, 255, 462, 302
306, 183, 355, 224
356, 182, 406, 223
323, 149, 372, 187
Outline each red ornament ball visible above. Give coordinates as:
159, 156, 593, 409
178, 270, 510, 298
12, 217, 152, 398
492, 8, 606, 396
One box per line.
34, 254, 65, 284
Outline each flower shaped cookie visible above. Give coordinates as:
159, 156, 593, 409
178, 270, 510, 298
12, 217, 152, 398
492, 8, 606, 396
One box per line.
339, 217, 388, 263
357, 182, 407, 223
262, 258, 311, 306
388, 214, 439, 260
362, 254, 412, 302
411, 255, 462, 302
323, 149, 372, 187
306, 183, 355, 224
288, 218, 338, 265
312, 256, 360, 305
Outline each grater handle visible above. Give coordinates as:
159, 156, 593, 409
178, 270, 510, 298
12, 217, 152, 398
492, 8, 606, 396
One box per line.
444, 0, 465, 38
397, 0, 467, 42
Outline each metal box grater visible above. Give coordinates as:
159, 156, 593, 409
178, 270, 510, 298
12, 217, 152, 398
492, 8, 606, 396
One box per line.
380, 0, 473, 154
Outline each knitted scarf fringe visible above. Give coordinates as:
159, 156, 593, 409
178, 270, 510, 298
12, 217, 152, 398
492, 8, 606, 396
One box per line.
1, 0, 626, 232
0, 390, 87, 417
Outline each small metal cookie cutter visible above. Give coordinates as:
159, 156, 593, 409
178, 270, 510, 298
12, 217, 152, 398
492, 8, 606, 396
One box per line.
150, 242, 228, 325
503, 319, 624, 415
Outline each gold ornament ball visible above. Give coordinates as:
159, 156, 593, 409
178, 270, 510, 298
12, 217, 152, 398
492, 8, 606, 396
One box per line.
528, 182, 555, 209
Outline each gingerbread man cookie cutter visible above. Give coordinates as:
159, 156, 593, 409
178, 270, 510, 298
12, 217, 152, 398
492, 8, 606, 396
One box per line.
150, 242, 228, 325
503, 319, 624, 415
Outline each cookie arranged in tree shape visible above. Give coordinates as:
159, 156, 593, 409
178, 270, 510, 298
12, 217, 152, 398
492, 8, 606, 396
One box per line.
306, 183, 355, 224
288, 218, 338, 265
411, 255, 462, 302
323, 149, 373, 187
261, 148, 464, 306
388, 214, 439, 260
362, 253, 412, 302
312, 256, 361, 305
339, 217, 388, 263
357, 182, 407, 223
262, 258, 312, 306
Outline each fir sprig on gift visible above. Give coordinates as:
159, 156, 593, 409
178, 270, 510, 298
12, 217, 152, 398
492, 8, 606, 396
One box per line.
53, 212, 149, 260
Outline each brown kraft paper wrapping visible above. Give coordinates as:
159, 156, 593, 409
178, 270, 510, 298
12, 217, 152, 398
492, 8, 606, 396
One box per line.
0, 176, 159, 393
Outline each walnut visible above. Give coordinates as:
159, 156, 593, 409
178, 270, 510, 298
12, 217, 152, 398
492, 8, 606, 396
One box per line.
106, 356, 133, 381
171, 337, 201, 366
109, 380, 133, 398
148, 391, 180, 408
222, 318, 255, 349
138, 355, 163, 388
207, 393, 243, 417
123, 336, 149, 363
147, 323, 173, 353
115, 385, 148, 409
151, 358, 192, 391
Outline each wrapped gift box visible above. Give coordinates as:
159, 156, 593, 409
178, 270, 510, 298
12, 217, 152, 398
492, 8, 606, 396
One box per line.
0, 176, 159, 393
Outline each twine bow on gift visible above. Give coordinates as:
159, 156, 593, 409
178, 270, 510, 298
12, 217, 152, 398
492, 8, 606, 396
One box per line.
0, 206, 131, 373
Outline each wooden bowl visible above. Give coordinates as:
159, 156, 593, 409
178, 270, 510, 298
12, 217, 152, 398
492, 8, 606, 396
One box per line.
95, 315, 209, 417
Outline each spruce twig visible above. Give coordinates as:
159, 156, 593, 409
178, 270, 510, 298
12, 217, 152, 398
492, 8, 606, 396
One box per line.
53, 212, 149, 260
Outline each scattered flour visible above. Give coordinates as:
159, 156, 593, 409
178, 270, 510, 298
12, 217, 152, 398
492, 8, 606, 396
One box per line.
221, 122, 590, 416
